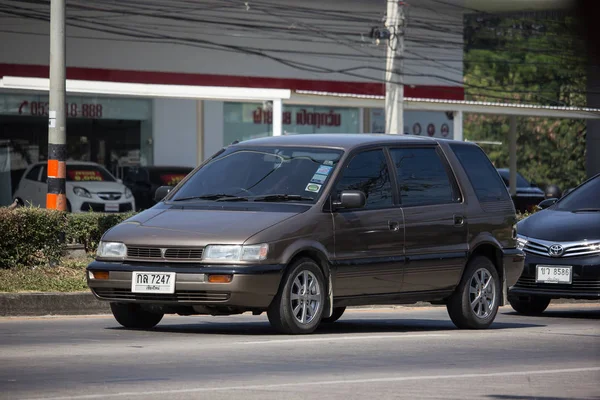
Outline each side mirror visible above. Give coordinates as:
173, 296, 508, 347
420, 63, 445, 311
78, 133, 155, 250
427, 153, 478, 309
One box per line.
536, 198, 558, 210
333, 190, 366, 210
154, 186, 173, 203
116, 178, 123, 184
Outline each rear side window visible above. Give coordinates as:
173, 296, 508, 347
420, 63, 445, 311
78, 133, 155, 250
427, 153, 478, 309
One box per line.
25, 165, 42, 181
390, 147, 457, 207
450, 144, 510, 202
335, 149, 393, 209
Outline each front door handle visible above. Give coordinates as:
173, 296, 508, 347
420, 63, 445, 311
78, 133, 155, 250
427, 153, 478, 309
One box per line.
454, 215, 465, 226
388, 220, 401, 232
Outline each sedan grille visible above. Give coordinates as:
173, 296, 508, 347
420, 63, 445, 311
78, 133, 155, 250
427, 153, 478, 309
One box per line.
523, 238, 600, 258
514, 276, 600, 291
126, 247, 204, 261
93, 288, 230, 303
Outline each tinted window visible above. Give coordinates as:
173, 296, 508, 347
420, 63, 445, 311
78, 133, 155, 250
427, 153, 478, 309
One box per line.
390, 147, 456, 206
172, 147, 343, 203
555, 175, 600, 211
25, 165, 42, 181
497, 170, 531, 188
66, 165, 116, 182
335, 149, 393, 209
450, 144, 510, 202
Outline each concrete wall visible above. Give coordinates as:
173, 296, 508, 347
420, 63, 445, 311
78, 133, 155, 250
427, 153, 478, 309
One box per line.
152, 99, 197, 167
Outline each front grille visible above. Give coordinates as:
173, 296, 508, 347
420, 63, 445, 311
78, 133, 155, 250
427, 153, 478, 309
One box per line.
126, 246, 204, 261
93, 288, 230, 303
514, 276, 600, 291
523, 238, 600, 258
80, 202, 133, 213
127, 247, 162, 259
164, 248, 204, 260
98, 192, 122, 201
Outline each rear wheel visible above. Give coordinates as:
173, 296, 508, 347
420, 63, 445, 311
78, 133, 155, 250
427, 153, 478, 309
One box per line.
508, 295, 551, 315
447, 256, 500, 329
267, 258, 325, 334
321, 307, 346, 324
110, 303, 164, 329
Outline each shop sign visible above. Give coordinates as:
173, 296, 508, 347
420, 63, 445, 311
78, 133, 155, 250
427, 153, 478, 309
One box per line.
370, 109, 454, 139
0, 94, 151, 121
252, 107, 342, 128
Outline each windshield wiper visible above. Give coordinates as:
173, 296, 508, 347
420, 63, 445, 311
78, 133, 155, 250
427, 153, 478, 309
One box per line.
571, 208, 600, 212
173, 194, 248, 202
252, 194, 314, 202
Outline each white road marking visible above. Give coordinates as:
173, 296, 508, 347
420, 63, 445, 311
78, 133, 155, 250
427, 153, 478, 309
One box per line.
241, 333, 448, 345
24, 367, 600, 400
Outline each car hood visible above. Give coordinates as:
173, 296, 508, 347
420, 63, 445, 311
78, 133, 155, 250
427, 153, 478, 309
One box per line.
103, 207, 300, 247
66, 181, 126, 193
518, 209, 600, 242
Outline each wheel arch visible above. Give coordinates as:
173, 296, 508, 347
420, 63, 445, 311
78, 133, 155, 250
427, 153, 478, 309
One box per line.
468, 235, 506, 306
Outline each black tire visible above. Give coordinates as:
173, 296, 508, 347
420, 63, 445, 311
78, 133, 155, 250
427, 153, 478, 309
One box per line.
267, 258, 326, 334
447, 256, 500, 329
321, 307, 346, 324
14, 198, 24, 207
508, 295, 551, 315
110, 302, 164, 329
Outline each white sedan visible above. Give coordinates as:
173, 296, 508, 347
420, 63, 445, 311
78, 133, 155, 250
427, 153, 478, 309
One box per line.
14, 161, 135, 213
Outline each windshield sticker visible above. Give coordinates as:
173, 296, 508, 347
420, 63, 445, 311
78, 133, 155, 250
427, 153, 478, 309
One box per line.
323, 160, 334, 166
310, 173, 328, 184
160, 174, 186, 186
316, 165, 333, 175
305, 183, 322, 193
68, 170, 103, 181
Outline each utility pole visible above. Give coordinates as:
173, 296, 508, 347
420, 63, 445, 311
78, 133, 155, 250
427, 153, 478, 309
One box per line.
47, 0, 67, 211
385, 1, 405, 135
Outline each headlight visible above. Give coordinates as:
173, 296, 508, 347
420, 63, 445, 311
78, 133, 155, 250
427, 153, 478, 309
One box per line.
73, 186, 92, 198
96, 241, 127, 259
516, 234, 528, 251
125, 187, 133, 199
203, 244, 269, 262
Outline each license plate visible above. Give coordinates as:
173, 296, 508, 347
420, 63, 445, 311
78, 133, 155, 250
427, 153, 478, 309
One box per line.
536, 265, 572, 284
105, 203, 119, 212
131, 272, 176, 294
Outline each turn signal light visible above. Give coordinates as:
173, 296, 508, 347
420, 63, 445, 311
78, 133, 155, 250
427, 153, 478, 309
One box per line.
207, 274, 233, 283
91, 271, 109, 280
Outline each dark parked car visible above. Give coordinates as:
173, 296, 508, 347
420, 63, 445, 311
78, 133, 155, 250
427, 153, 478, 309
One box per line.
509, 174, 600, 315
123, 166, 193, 210
496, 168, 545, 213
87, 134, 524, 334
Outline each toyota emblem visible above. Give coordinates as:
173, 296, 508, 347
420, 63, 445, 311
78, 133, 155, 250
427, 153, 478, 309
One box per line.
548, 244, 564, 257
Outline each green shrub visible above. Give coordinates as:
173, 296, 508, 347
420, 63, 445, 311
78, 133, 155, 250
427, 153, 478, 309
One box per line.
0, 207, 135, 268
0, 207, 67, 269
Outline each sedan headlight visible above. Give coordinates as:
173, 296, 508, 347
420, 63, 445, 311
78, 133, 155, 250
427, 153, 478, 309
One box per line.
203, 244, 269, 262
96, 241, 127, 259
73, 186, 92, 198
125, 187, 133, 199
516, 234, 528, 251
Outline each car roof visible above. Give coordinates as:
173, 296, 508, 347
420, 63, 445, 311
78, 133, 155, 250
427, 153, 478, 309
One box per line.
232, 133, 455, 150
29, 161, 106, 168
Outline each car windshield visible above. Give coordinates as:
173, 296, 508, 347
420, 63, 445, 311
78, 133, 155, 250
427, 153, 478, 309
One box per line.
170, 146, 343, 203
497, 170, 531, 187
66, 165, 116, 182
555, 176, 600, 212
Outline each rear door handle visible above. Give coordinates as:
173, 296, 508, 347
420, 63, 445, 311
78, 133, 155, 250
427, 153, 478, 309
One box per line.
388, 220, 401, 232
454, 215, 464, 226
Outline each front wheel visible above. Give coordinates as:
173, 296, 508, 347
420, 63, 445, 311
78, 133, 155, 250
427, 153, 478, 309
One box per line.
267, 258, 325, 334
508, 295, 551, 315
447, 256, 500, 329
110, 303, 164, 329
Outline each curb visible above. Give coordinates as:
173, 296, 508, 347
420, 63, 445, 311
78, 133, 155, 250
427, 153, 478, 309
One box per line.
0, 293, 596, 317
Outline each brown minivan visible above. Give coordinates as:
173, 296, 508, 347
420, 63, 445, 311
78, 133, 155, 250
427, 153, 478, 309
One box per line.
87, 134, 525, 334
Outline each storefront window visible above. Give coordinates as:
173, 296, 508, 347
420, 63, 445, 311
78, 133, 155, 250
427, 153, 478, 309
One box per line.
0, 93, 152, 205
223, 102, 360, 145
369, 108, 454, 139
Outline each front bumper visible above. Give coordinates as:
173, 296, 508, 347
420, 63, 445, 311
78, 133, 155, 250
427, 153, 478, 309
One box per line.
509, 252, 600, 300
87, 261, 285, 308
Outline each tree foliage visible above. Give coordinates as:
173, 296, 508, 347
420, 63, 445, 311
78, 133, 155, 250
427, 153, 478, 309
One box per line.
463, 12, 588, 191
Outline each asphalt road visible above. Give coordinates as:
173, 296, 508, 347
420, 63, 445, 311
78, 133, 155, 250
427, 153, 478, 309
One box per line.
0, 303, 599, 400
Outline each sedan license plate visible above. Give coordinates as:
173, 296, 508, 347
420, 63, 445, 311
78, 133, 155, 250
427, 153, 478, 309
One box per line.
536, 265, 572, 284
105, 203, 119, 212
131, 272, 176, 294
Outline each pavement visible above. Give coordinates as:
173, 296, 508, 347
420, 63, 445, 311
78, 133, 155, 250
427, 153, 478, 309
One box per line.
0, 304, 599, 400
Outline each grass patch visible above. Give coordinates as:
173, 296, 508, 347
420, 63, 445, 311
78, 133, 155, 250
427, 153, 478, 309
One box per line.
0, 257, 92, 293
